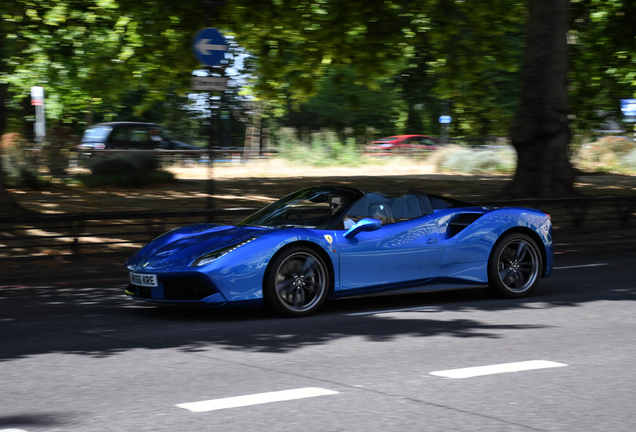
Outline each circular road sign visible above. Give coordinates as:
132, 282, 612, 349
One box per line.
192, 28, 227, 66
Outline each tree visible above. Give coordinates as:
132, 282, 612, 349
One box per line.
2, 0, 636, 206
225, 0, 635, 197
0, 3, 26, 213
508, 0, 574, 197
569, 0, 636, 135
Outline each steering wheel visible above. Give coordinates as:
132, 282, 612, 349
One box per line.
285, 211, 307, 225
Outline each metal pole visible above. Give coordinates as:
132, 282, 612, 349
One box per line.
441, 100, 450, 145
202, 0, 227, 212
206, 66, 215, 210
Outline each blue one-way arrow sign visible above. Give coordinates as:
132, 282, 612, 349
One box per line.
192, 28, 227, 66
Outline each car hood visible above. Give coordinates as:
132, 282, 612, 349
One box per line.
126, 224, 269, 271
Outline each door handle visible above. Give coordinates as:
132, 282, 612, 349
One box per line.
427, 238, 439, 244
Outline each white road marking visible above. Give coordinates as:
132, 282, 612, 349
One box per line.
554, 263, 609, 270
1, 429, 29, 432
176, 387, 339, 412
346, 306, 439, 316
430, 360, 567, 379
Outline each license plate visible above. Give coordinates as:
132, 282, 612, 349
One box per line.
130, 272, 158, 287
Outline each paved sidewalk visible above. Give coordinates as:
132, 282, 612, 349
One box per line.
0, 254, 130, 287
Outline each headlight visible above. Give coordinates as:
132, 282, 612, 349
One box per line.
191, 237, 257, 267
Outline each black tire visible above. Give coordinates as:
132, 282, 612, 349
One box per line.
264, 246, 330, 317
487, 233, 542, 298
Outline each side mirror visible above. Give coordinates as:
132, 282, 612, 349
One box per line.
344, 218, 382, 239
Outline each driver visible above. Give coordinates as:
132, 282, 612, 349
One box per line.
330, 195, 345, 215
330, 195, 355, 229
149, 128, 164, 142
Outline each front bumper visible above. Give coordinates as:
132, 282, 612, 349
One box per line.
125, 273, 227, 304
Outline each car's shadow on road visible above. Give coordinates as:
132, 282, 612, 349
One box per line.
2, 267, 634, 361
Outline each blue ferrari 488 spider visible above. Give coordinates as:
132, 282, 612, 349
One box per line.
126, 186, 553, 316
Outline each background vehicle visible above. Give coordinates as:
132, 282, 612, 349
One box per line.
366, 135, 442, 154
77, 122, 199, 151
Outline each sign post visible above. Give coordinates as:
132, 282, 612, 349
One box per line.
439, 115, 451, 145
621, 99, 636, 142
31, 86, 46, 145
191, 76, 228, 91
192, 28, 227, 67
192, 27, 228, 211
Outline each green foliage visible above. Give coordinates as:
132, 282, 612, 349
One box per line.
272, 68, 406, 138
80, 152, 174, 187
2, 0, 635, 155
437, 145, 517, 174
1, 0, 207, 128
228, 0, 525, 139
569, 0, 636, 134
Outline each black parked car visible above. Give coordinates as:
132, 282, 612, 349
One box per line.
77, 122, 199, 151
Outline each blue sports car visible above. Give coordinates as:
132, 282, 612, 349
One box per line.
125, 186, 553, 317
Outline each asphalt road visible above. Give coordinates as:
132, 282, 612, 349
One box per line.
1, 236, 635, 432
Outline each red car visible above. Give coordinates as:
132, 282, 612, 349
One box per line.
367, 135, 442, 154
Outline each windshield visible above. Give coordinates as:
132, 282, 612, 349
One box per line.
81, 126, 112, 142
345, 192, 424, 225
238, 187, 359, 229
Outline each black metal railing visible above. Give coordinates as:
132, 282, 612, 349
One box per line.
0, 208, 256, 261
1, 196, 635, 262
482, 196, 636, 234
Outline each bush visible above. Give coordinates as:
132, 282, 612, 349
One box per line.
575, 136, 636, 173
274, 128, 362, 167
437, 145, 517, 174
17, 168, 44, 190
87, 152, 161, 176
43, 126, 79, 177
79, 153, 175, 187
597, 136, 634, 155
1, 133, 48, 189
621, 148, 636, 171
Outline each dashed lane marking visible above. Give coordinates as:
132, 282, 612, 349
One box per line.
430, 360, 568, 379
176, 387, 339, 413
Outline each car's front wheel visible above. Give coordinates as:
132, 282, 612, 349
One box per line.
487, 233, 542, 298
264, 246, 330, 317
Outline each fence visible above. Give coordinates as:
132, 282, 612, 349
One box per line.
1, 195, 635, 264
70, 146, 280, 166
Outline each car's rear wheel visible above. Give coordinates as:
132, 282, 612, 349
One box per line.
264, 246, 330, 317
487, 233, 542, 298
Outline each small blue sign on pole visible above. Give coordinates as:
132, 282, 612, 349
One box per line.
621, 99, 636, 117
439, 115, 452, 124
192, 28, 227, 66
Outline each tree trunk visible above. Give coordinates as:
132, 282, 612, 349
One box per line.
508, 0, 576, 197
0, 46, 22, 213
0, 15, 22, 214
